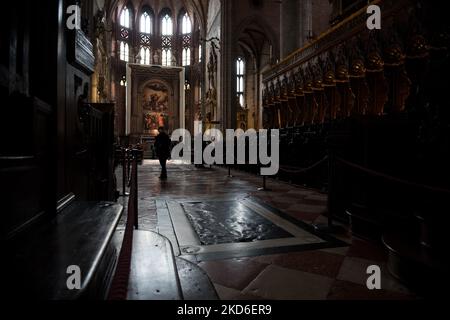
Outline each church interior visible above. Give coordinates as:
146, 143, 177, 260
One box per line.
1, 0, 450, 301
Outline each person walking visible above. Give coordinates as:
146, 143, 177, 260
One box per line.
155, 127, 171, 180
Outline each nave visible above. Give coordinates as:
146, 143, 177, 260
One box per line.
2, 0, 449, 302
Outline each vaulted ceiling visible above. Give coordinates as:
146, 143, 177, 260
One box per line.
236, 17, 277, 68
188, 0, 208, 31
239, 27, 268, 61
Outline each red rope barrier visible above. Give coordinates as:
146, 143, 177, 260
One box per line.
336, 157, 450, 195
107, 154, 138, 300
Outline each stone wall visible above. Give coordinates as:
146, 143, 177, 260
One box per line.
312, 0, 333, 39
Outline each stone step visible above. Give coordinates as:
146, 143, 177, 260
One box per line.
127, 230, 183, 300
176, 257, 219, 300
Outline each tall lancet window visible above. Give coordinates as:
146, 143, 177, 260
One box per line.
236, 57, 245, 108
181, 12, 192, 66
119, 6, 132, 62
139, 10, 153, 65
161, 13, 173, 36
161, 12, 173, 66
140, 47, 151, 65
120, 6, 131, 28
140, 11, 152, 34
120, 41, 129, 62
182, 12, 192, 34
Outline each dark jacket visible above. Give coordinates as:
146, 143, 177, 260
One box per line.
155, 132, 171, 159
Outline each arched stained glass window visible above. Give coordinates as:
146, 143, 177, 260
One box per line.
120, 6, 131, 28
182, 13, 192, 34
182, 48, 191, 66
118, 6, 131, 63
140, 47, 151, 65
139, 10, 153, 65
236, 57, 245, 107
120, 41, 129, 62
161, 11, 173, 66
180, 12, 192, 66
161, 14, 173, 36
162, 49, 172, 66
140, 11, 152, 34
115, 6, 201, 71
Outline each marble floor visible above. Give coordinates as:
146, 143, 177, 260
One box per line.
116, 160, 417, 300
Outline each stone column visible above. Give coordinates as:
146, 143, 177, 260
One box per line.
221, 0, 234, 130
280, 0, 313, 59
280, 0, 301, 59
303, 0, 313, 42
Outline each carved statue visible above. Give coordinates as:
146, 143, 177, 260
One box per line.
93, 9, 109, 102
207, 43, 218, 89
171, 52, 178, 66
153, 50, 160, 65
206, 88, 217, 120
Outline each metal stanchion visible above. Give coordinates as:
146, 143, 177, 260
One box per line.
257, 174, 272, 192
227, 165, 233, 178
